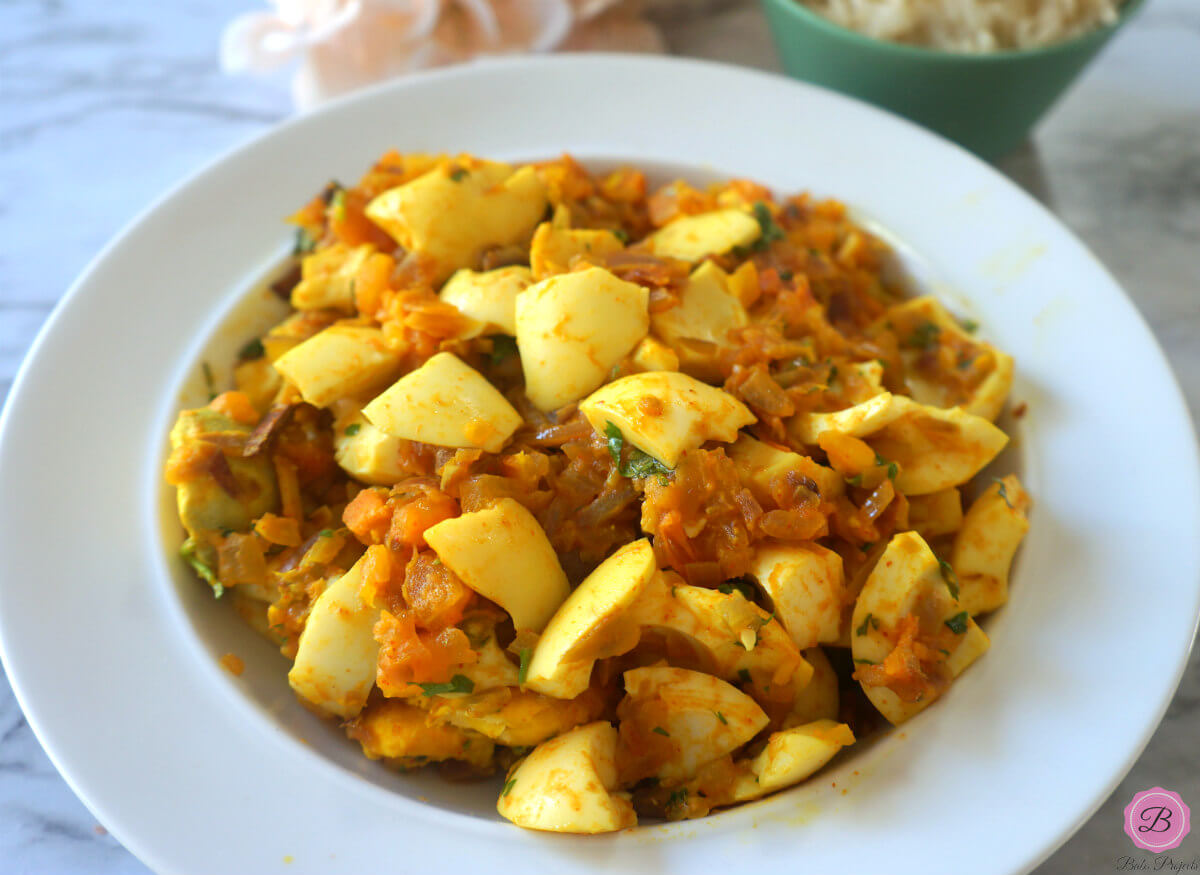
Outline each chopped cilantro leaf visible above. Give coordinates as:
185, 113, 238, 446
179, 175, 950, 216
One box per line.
860, 541, 875, 553
318, 529, 334, 538
501, 778, 517, 797
180, 539, 223, 598
905, 321, 941, 351
853, 658, 877, 665
855, 613, 879, 636
992, 477, 1014, 509
489, 334, 518, 366
961, 318, 979, 333
418, 674, 475, 697
737, 668, 752, 685
652, 726, 670, 737
938, 558, 961, 600
847, 473, 864, 487
944, 611, 969, 635
292, 226, 318, 255
201, 361, 216, 401
330, 188, 347, 223
344, 423, 361, 436
667, 788, 688, 809
604, 420, 673, 481
517, 647, 531, 686
238, 338, 265, 360
611, 228, 630, 243
753, 202, 785, 247
715, 711, 728, 725
449, 167, 468, 182
717, 580, 757, 601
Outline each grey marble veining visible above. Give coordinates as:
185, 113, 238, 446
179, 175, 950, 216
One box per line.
1, 1, 1197, 873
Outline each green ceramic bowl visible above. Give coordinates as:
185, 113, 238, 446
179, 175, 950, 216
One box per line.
759, 0, 1147, 159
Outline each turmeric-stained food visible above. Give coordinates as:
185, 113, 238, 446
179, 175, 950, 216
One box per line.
166, 152, 1030, 833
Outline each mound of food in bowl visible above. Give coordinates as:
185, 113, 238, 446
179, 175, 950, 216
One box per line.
801, 0, 1129, 51
164, 152, 1030, 833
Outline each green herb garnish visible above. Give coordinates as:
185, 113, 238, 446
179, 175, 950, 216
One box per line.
961, 318, 979, 333
737, 668, 752, 685
344, 423, 361, 436
449, 167, 468, 182
292, 227, 318, 255
418, 674, 475, 697
938, 558, 961, 600
855, 613, 879, 637
992, 477, 1014, 509
905, 321, 941, 351
611, 228, 630, 243
330, 188, 347, 223
180, 538, 223, 598
517, 647, 531, 686
779, 269, 794, 281
318, 529, 334, 538
853, 658, 877, 666
652, 726, 670, 737
753, 202, 785, 247
489, 334, 518, 366
666, 788, 688, 809
860, 541, 875, 554
201, 361, 216, 401
944, 612, 969, 635
717, 580, 757, 601
238, 338, 265, 360
604, 421, 673, 481
875, 451, 898, 480
501, 778, 517, 797
715, 711, 728, 725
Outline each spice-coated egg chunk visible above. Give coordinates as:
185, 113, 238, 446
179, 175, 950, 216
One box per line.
365, 161, 547, 282
423, 498, 569, 632
729, 720, 855, 802
749, 542, 846, 650
652, 260, 748, 345
951, 474, 1031, 615
515, 266, 649, 411
362, 352, 522, 454
528, 222, 625, 280
273, 324, 403, 409
497, 722, 636, 834
288, 557, 380, 719
579, 371, 755, 468
438, 265, 532, 337
646, 208, 761, 262
525, 538, 657, 699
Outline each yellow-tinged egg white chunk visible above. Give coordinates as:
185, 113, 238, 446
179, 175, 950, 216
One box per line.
870, 403, 1008, 495
630, 336, 680, 373
646, 208, 760, 262
288, 557, 380, 719
726, 434, 844, 506
749, 542, 846, 650
851, 531, 989, 725
789, 391, 908, 446
290, 243, 374, 312
951, 474, 1031, 615
619, 666, 769, 782
515, 266, 649, 411
350, 698, 494, 769
437, 265, 532, 338
362, 352, 522, 454
424, 498, 569, 632
525, 539, 657, 699
629, 574, 811, 694
333, 411, 411, 486
652, 260, 748, 346
273, 324, 403, 409
884, 296, 1015, 422
784, 647, 840, 728
907, 488, 964, 540
429, 687, 608, 748
528, 222, 625, 279
579, 371, 755, 468
365, 162, 547, 282
729, 720, 855, 802
497, 722, 636, 834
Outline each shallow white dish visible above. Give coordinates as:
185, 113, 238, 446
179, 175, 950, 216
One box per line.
1, 55, 1197, 875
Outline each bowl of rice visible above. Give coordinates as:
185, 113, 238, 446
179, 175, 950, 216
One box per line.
759, 0, 1147, 158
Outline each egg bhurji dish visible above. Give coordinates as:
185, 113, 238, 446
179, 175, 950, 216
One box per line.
165, 153, 1030, 833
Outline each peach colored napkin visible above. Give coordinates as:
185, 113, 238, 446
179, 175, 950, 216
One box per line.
221, 0, 664, 110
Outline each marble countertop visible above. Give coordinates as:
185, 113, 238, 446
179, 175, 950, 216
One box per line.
1, 0, 1197, 872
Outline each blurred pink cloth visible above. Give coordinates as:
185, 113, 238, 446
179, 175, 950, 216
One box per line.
221, 0, 664, 109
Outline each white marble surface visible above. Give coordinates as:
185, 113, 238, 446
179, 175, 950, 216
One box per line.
1, 0, 1197, 872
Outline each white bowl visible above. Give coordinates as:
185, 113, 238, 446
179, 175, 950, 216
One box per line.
0, 55, 1197, 875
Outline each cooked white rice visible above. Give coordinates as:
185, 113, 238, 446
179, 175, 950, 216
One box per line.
802, 0, 1127, 51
